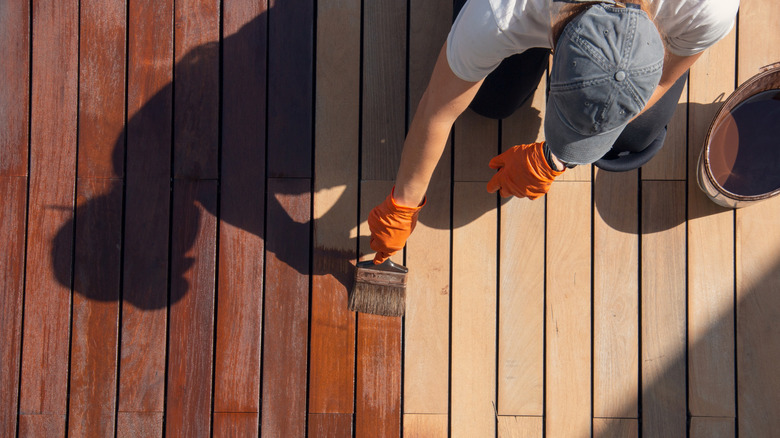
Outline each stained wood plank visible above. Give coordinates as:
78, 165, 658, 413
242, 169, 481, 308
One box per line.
497, 416, 543, 438
593, 169, 639, 418
166, 179, 217, 438
78, 0, 125, 178
68, 178, 122, 437
213, 412, 259, 437
0, 177, 26, 438
18, 415, 66, 438
545, 181, 591, 438
641, 80, 688, 180
309, 0, 359, 414
118, 0, 172, 417
173, 0, 219, 179
451, 181, 497, 437
690, 417, 735, 438
308, 413, 353, 437
497, 88, 546, 416
19, 0, 78, 422
404, 0, 452, 416
592, 418, 638, 438
356, 180, 402, 437
267, 0, 314, 178
213, 0, 267, 413
404, 414, 449, 437
262, 178, 311, 437
686, 28, 737, 418
360, 0, 407, 180
0, 0, 29, 176
116, 412, 163, 438
640, 180, 686, 438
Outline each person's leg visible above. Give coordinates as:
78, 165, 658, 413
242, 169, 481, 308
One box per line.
453, 0, 550, 120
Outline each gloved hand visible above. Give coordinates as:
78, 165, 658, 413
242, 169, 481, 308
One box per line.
486, 142, 564, 200
368, 188, 426, 264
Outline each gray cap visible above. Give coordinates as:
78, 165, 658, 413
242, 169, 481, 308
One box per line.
545, 3, 664, 165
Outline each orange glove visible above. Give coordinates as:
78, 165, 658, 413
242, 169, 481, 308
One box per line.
486, 142, 564, 200
368, 188, 426, 264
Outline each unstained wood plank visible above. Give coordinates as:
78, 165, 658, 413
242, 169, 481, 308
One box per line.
689, 417, 735, 438
593, 169, 639, 418
262, 178, 311, 437
213, 0, 267, 413
166, 179, 217, 438
593, 418, 638, 438
640, 180, 687, 438
497, 416, 543, 438
451, 181, 497, 437
0, 0, 29, 177
640, 79, 688, 180
454, 109, 498, 182
404, 414, 449, 437
20, 0, 78, 423
545, 181, 591, 438
309, 0, 360, 414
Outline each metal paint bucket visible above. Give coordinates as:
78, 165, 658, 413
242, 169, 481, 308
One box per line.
697, 62, 780, 208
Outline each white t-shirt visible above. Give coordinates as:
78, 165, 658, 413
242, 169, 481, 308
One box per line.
447, 0, 740, 82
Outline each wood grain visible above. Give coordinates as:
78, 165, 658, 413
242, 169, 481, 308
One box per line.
690, 417, 735, 438
497, 87, 546, 416
545, 181, 591, 438
20, 0, 78, 421
267, 0, 314, 178
0, 0, 29, 176
173, 0, 219, 179
686, 27, 737, 418
213, 412, 259, 437
166, 179, 217, 438
451, 181, 497, 437
497, 416, 543, 438
308, 413, 353, 437
309, 0, 359, 414
68, 178, 122, 437
640, 180, 687, 438
360, 0, 407, 180
118, 0, 172, 416
404, 414, 449, 437
0, 177, 27, 437
593, 418, 638, 438
18, 415, 66, 438
262, 178, 311, 437
116, 412, 163, 438
593, 169, 639, 418
213, 0, 267, 414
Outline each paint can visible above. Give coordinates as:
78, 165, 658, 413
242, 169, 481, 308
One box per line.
698, 62, 780, 208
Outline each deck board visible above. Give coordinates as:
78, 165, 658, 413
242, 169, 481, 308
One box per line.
3, 1, 780, 436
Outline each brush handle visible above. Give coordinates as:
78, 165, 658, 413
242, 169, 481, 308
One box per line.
356, 258, 408, 273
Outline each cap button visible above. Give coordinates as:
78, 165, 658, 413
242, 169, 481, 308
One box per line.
615, 71, 627, 81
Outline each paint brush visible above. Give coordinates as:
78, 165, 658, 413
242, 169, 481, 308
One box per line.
348, 259, 408, 317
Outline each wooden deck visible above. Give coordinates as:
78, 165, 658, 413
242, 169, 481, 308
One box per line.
2, 0, 780, 436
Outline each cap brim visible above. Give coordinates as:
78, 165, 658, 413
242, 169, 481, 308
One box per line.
544, 98, 627, 165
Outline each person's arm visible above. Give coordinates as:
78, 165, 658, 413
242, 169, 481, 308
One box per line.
392, 43, 483, 207
637, 50, 703, 117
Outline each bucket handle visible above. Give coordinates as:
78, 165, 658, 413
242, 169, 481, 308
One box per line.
759, 61, 780, 73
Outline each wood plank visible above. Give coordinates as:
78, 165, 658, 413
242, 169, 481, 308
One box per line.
545, 181, 591, 438
308, 413, 353, 437
116, 412, 163, 438
262, 178, 311, 437
454, 109, 498, 182
173, 0, 219, 179
213, 412, 259, 437
689, 417, 735, 438
451, 181, 497, 437
360, 0, 407, 180
497, 416, 543, 438
640, 80, 688, 180
18, 415, 66, 438
0, 0, 29, 176
68, 178, 122, 437
593, 169, 639, 418
404, 414, 449, 437
497, 87, 546, 416
267, 0, 314, 178
165, 179, 217, 438
640, 180, 686, 438
77, 0, 125, 178
118, 0, 173, 416
686, 28, 737, 418
213, 0, 267, 414
735, 2, 780, 436
592, 418, 638, 438
0, 177, 27, 438
19, 0, 78, 421
404, 0, 452, 416
309, 0, 359, 414
356, 180, 402, 437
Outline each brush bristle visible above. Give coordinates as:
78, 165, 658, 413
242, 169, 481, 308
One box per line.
349, 281, 406, 317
